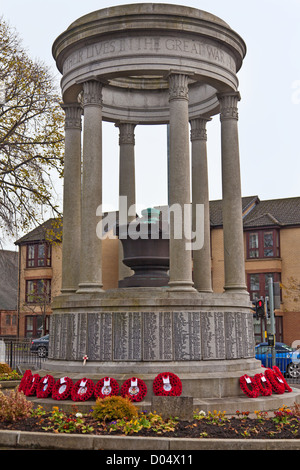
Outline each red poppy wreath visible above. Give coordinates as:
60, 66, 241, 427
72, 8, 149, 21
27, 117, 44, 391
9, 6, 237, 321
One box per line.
36, 375, 55, 398
153, 372, 182, 397
264, 368, 285, 394
25, 373, 41, 397
239, 374, 260, 398
120, 377, 147, 402
272, 365, 293, 393
18, 370, 32, 393
254, 373, 273, 396
94, 377, 119, 399
52, 377, 74, 400
71, 378, 95, 402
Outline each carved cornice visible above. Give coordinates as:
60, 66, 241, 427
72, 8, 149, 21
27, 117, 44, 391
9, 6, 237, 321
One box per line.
61, 103, 83, 129
217, 92, 240, 121
168, 73, 189, 102
83, 80, 103, 107
190, 117, 211, 141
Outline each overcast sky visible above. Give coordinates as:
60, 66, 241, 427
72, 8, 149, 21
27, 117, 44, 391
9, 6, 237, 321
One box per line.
2, 0, 300, 247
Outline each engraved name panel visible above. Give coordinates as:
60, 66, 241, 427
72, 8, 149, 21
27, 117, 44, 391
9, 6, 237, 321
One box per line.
113, 312, 142, 361
173, 311, 201, 361
87, 312, 113, 361
225, 312, 238, 359
201, 311, 226, 360
143, 311, 172, 361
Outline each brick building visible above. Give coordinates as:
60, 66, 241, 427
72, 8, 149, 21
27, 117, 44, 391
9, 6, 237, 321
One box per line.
14, 218, 118, 337
210, 196, 300, 345
14, 196, 300, 345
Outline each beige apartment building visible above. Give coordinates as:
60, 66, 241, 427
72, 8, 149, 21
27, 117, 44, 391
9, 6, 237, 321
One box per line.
14, 195, 300, 346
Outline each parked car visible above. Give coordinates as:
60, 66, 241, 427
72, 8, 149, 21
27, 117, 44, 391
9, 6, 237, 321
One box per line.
30, 334, 49, 358
255, 342, 300, 378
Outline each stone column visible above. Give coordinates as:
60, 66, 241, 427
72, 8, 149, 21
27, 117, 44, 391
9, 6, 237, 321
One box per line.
168, 73, 194, 291
190, 117, 212, 292
116, 122, 136, 280
117, 122, 136, 221
77, 80, 103, 293
60, 103, 82, 294
218, 92, 247, 293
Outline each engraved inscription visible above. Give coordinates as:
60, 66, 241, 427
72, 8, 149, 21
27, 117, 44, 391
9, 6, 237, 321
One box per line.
63, 35, 235, 74
235, 312, 244, 358
225, 312, 238, 359
87, 312, 113, 360
143, 312, 172, 361
113, 312, 142, 361
77, 313, 88, 360
215, 312, 226, 359
174, 311, 201, 361
201, 311, 225, 360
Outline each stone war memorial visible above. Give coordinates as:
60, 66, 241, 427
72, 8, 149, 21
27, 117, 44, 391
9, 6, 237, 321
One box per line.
42, 3, 300, 412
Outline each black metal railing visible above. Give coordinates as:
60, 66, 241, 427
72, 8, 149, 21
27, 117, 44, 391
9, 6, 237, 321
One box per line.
255, 346, 300, 384
4, 339, 47, 371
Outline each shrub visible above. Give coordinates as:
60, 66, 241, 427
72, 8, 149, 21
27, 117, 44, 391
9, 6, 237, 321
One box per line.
0, 363, 22, 381
92, 395, 138, 422
0, 386, 33, 422
0, 363, 12, 375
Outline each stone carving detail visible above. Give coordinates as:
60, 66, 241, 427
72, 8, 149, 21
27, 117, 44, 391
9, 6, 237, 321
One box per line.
190, 117, 211, 141
218, 92, 240, 121
62, 103, 82, 129
117, 122, 136, 145
168, 73, 189, 101
83, 80, 103, 107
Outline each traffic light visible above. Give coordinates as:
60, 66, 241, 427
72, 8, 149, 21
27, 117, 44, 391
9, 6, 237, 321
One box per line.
251, 299, 265, 319
256, 299, 265, 318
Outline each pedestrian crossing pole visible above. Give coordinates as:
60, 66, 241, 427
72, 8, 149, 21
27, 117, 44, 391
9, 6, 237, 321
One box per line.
268, 277, 276, 366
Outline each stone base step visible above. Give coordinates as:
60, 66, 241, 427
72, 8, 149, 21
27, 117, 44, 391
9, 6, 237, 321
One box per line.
26, 387, 300, 420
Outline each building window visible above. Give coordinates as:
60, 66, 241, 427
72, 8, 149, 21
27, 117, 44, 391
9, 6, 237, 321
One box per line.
25, 315, 50, 338
247, 272, 281, 301
27, 243, 51, 268
25, 279, 51, 304
246, 229, 280, 259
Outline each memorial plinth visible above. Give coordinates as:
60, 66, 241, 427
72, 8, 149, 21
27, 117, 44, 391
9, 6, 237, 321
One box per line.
45, 4, 277, 409
47, 287, 263, 400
